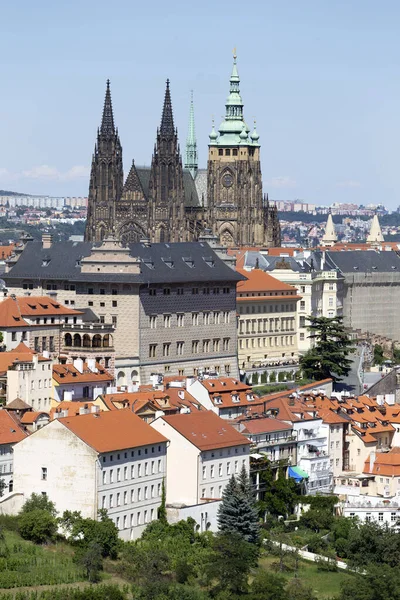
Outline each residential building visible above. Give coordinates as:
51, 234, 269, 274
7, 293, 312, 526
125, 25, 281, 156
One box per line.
151, 410, 250, 530
13, 409, 168, 540
4, 237, 242, 381
362, 447, 400, 498
0, 410, 27, 493
0, 343, 53, 411
52, 359, 113, 402
236, 268, 300, 372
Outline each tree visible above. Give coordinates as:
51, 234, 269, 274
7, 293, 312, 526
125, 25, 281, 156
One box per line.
258, 463, 300, 518
19, 508, 57, 543
299, 316, 353, 382
158, 478, 167, 522
249, 570, 287, 600
205, 532, 256, 596
373, 344, 385, 365
76, 540, 103, 583
61, 509, 120, 558
286, 578, 317, 600
217, 472, 259, 544
20, 493, 57, 516
0, 478, 6, 497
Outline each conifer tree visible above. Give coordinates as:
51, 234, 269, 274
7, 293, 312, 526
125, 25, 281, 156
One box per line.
217, 470, 259, 544
300, 316, 353, 382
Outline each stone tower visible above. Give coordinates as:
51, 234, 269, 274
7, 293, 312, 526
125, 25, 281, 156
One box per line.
207, 53, 280, 247
147, 80, 187, 242
85, 80, 124, 242
321, 212, 338, 247
185, 91, 198, 179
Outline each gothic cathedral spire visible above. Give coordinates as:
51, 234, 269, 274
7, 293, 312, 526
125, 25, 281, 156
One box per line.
84, 80, 124, 243
160, 79, 175, 138
185, 91, 198, 179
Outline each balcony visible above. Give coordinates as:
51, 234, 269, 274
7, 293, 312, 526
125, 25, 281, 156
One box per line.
62, 332, 114, 353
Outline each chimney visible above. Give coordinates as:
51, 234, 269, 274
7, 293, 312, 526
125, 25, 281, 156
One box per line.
42, 233, 53, 249
73, 358, 84, 374
369, 450, 376, 473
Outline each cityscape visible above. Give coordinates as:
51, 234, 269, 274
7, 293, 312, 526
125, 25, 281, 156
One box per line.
0, 2, 399, 599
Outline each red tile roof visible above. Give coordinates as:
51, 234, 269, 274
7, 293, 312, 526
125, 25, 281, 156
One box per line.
201, 377, 250, 393
53, 362, 113, 384
241, 417, 292, 434
159, 410, 251, 451
363, 447, 400, 476
0, 410, 28, 444
59, 409, 168, 453
0, 346, 50, 375
0, 296, 81, 328
236, 268, 298, 294
20, 411, 49, 424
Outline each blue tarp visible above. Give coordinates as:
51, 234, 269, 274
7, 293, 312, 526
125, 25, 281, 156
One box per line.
288, 466, 309, 481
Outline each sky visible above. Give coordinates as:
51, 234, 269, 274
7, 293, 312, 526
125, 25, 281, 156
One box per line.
0, 0, 399, 208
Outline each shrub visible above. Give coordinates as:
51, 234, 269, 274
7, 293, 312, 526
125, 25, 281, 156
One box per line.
19, 509, 57, 544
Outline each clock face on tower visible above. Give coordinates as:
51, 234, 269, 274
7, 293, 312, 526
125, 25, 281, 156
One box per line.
222, 173, 233, 188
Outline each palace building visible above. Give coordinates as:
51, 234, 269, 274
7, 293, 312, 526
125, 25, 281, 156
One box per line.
84, 54, 280, 248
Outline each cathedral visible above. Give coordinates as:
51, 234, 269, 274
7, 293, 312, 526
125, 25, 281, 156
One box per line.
85, 54, 281, 247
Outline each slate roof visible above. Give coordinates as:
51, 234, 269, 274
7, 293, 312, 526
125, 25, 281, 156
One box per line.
135, 167, 200, 208
5, 241, 243, 285
326, 250, 400, 273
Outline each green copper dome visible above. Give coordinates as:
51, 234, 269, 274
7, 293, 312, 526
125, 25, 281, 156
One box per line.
209, 52, 260, 147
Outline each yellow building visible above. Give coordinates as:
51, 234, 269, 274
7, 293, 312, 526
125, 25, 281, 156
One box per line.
236, 268, 301, 371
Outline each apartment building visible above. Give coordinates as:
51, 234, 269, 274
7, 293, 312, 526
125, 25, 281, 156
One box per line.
4, 237, 243, 382
236, 268, 300, 370
151, 410, 250, 507
52, 359, 113, 402
13, 409, 168, 540
0, 410, 27, 493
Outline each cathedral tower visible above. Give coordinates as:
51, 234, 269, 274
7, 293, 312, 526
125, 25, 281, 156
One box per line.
148, 80, 187, 242
85, 80, 124, 242
185, 91, 198, 179
207, 53, 280, 247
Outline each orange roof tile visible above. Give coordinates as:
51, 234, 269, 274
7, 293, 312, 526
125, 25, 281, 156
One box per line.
201, 377, 250, 393
241, 417, 292, 434
0, 296, 81, 328
363, 447, 400, 476
59, 409, 168, 453
236, 268, 298, 294
20, 411, 49, 424
0, 347, 50, 375
50, 401, 97, 419
0, 245, 15, 260
53, 362, 113, 384
159, 410, 251, 451
0, 410, 28, 443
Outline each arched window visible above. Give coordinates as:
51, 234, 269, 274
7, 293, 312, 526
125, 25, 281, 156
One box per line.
83, 334, 91, 348
73, 334, 82, 347
103, 334, 112, 348
64, 333, 72, 347
117, 371, 127, 387
131, 370, 138, 383
92, 334, 102, 348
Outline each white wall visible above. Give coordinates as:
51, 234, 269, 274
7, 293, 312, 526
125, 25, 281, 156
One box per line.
151, 418, 199, 505
186, 381, 216, 413
13, 420, 98, 518
0, 444, 16, 492
7, 359, 53, 411
167, 499, 221, 532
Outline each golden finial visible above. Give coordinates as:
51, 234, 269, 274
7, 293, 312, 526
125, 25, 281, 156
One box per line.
233, 47, 237, 60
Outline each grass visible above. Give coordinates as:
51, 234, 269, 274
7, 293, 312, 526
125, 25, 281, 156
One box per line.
259, 553, 356, 599
0, 531, 86, 589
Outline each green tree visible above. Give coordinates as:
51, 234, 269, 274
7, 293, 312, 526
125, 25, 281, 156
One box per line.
339, 565, 400, 600
19, 508, 57, 543
0, 479, 5, 497
217, 472, 259, 544
61, 509, 120, 558
373, 344, 385, 365
205, 532, 256, 597
76, 540, 103, 582
299, 316, 353, 382
249, 569, 286, 600
158, 478, 167, 522
20, 492, 57, 516
286, 578, 317, 600
258, 463, 300, 518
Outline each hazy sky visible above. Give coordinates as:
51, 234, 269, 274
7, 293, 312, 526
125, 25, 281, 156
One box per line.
0, 1, 399, 207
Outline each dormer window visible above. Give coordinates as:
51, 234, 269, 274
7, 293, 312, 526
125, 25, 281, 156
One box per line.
162, 257, 174, 269
183, 257, 195, 268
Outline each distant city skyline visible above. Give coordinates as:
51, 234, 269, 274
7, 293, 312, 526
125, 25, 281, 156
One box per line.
0, 1, 399, 207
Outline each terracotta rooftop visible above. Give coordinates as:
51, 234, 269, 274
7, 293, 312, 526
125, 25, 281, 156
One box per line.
59, 409, 168, 453
53, 362, 113, 384
240, 417, 292, 435
363, 447, 400, 477
200, 377, 250, 393
236, 268, 298, 294
158, 410, 251, 451
20, 411, 49, 424
0, 345, 49, 374
6, 397, 32, 410
0, 296, 82, 328
0, 410, 28, 444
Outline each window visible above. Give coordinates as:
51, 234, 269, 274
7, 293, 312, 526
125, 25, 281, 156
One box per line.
300, 301, 305, 310
110, 469, 114, 483
223, 338, 230, 351
100, 288, 105, 295
299, 316, 306, 328
163, 287, 171, 296
227, 462, 231, 475
223, 287, 230, 294
163, 343, 171, 357
158, 483, 162, 496
177, 314, 184, 327
116, 517, 120, 530
201, 488, 206, 498
210, 465, 215, 478
138, 464, 142, 477
192, 287, 199, 295
112, 300, 117, 307
202, 466, 206, 480
192, 340, 199, 353
329, 297, 334, 307
137, 488, 142, 501
11, 332, 17, 342
163, 314, 171, 328
203, 312, 210, 325
109, 494, 113, 508
149, 344, 157, 358
391, 512, 397, 522
177, 287, 184, 295
223, 311, 230, 323
192, 312, 199, 326
102, 471, 106, 484
213, 339, 220, 352
378, 513, 384, 522
213, 311, 220, 324
203, 287, 210, 295
300, 332, 305, 341
112, 316, 117, 327
177, 341, 184, 355
102, 495, 106, 509
151, 484, 155, 497
131, 465, 135, 479
149, 288, 156, 296
203, 340, 210, 352
41, 467, 47, 481
117, 468, 121, 482
158, 459, 162, 473
124, 491, 128, 505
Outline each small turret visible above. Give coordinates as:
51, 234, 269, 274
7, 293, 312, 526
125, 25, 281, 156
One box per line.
367, 214, 384, 244
321, 211, 337, 247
